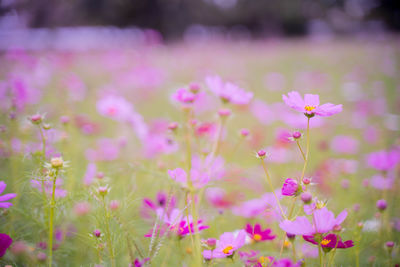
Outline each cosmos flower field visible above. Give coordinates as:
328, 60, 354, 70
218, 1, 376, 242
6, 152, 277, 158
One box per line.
0, 36, 399, 267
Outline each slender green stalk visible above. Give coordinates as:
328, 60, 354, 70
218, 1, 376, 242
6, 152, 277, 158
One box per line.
48, 169, 58, 267
38, 126, 46, 161
318, 242, 323, 267
291, 240, 297, 262
296, 140, 306, 161
300, 117, 311, 182
260, 160, 287, 220
102, 196, 116, 267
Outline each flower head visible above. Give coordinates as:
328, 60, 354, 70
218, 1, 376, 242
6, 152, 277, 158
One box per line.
303, 233, 354, 249
205, 75, 253, 105
281, 178, 299, 196
282, 91, 342, 117
0, 181, 17, 208
202, 230, 246, 259
0, 233, 12, 257
245, 223, 275, 242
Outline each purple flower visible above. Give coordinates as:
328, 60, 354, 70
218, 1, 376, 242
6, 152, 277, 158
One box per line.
96, 94, 134, 122
281, 178, 299, 196
205, 75, 253, 105
171, 88, 197, 105
0, 181, 17, 208
167, 168, 210, 189
202, 230, 246, 259
245, 223, 275, 242
303, 233, 354, 249
366, 149, 400, 171
279, 207, 347, 235
132, 257, 150, 267
0, 233, 12, 257
282, 91, 342, 117
376, 199, 387, 211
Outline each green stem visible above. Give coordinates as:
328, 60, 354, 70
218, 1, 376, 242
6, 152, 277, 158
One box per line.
260, 160, 287, 220
291, 240, 297, 262
102, 196, 116, 267
318, 242, 323, 267
296, 140, 306, 161
300, 117, 311, 182
48, 170, 58, 267
38, 126, 46, 161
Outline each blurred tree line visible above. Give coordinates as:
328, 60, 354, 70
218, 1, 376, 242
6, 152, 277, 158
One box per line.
1, 0, 399, 39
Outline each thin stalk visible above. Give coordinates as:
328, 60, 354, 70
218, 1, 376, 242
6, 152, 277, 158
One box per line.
102, 196, 116, 267
38, 126, 46, 161
291, 240, 297, 262
318, 242, 323, 267
260, 160, 287, 220
48, 169, 58, 267
300, 118, 311, 182
296, 140, 306, 161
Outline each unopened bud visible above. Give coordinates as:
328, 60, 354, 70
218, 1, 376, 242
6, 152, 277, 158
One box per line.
50, 157, 64, 169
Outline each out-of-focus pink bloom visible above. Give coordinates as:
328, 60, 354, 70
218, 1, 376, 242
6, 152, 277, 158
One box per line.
264, 72, 286, 91
141, 134, 178, 158
238, 250, 262, 266
202, 230, 246, 259
63, 73, 87, 102
232, 192, 283, 219
168, 168, 210, 189
74, 115, 100, 135
363, 126, 379, 144
73, 202, 91, 216
85, 138, 121, 162
205, 188, 235, 210
31, 179, 67, 198
281, 179, 299, 196
97, 95, 134, 122
303, 233, 354, 249
282, 91, 342, 117
141, 192, 176, 219
192, 155, 225, 180
0, 233, 13, 257
251, 100, 276, 125
132, 257, 150, 267
279, 207, 347, 235
171, 88, 197, 105
245, 223, 275, 242
370, 175, 394, 190
330, 135, 359, 155
195, 122, 217, 138
205, 75, 253, 105
0, 181, 17, 208
3, 76, 42, 112
302, 243, 318, 258
366, 149, 400, 171
83, 163, 97, 186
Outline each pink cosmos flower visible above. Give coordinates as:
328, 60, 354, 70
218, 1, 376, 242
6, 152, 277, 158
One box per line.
83, 163, 97, 186
96, 95, 134, 122
0, 181, 17, 208
168, 168, 210, 189
279, 207, 347, 235
366, 149, 400, 171
303, 233, 354, 249
171, 88, 197, 105
0, 233, 13, 257
245, 223, 275, 242
282, 91, 342, 117
281, 179, 299, 196
232, 191, 283, 219
205, 75, 253, 105
330, 135, 359, 155
202, 230, 246, 259
205, 187, 235, 210
370, 175, 394, 190
140, 192, 176, 219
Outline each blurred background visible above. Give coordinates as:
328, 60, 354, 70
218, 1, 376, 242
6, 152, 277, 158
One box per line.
0, 0, 400, 49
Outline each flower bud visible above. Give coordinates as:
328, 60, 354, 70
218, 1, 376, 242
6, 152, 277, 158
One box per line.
240, 128, 250, 137
286, 233, 295, 240
37, 252, 47, 262
93, 229, 101, 238
168, 122, 178, 131
301, 192, 312, 203
110, 200, 120, 211
205, 238, 217, 249
282, 178, 299, 196
189, 83, 200, 94
376, 199, 387, 211
50, 157, 64, 169
257, 150, 267, 159
96, 172, 104, 179
302, 177, 311, 185
30, 114, 42, 124
386, 241, 395, 248
292, 131, 302, 139
43, 123, 51, 130
218, 108, 231, 117
98, 186, 109, 197
60, 116, 70, 124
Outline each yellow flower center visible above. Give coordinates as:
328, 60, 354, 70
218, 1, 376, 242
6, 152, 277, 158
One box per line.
316, 201, 326, 209
258, 256, 271, 265
253, 234, 262, 241
304, 105, 316, 112
321, 239, 331, 246
222, 245, 234, 254
283, 240, 291, 248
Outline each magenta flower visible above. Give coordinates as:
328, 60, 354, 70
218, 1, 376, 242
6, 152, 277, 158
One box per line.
171, 88, 197, 105
140, 192, 176, 219
172, 219, 209, 237
0, 233, 12, 257
132, 257, 150, 267
282, 91, 342, 117
245, 223, 275, 242
205, 75, 253, 105
202, 230, 246, 259
366, 149, 400, 171
96, 94, 135, 122
0, 181, 17, 208
279, 207, 347, 235
303, 233, 354, 249
281, 178, 299, 196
